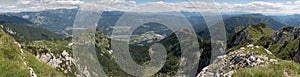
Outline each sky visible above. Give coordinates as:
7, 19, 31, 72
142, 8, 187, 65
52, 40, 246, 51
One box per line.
0, 0, 299, 15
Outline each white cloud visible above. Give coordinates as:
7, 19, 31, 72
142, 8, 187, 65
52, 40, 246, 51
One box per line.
0, 5, 17, 9
1, 0, 300, 15
49, 1, 84, 5
287, 1, 292, 4
295, 0, 300, 4
17, 0, 33, 5
0, 0, 85, 13
100, 1, 300, 15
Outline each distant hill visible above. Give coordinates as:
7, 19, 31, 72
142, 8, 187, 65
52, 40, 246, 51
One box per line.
0, 23, 63, 41
7, 9, 290, 38
224, 14, 285, 32
270, 14, 300, 26
197, 14, 286, 40
0, 14, 64, 41
0, 15, 32, 24
6, 9, 79, 36
6, 9, 126, 36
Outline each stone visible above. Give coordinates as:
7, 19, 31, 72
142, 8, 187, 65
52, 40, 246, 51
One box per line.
249, 56, 256, 61
29, 68, 37, 77
257, 58, 264, 63
240, 47, 245, 50
231, 56, 242, 64
264, 49, 273, 54
247, 44, 254, 48
270, 59, 278, 64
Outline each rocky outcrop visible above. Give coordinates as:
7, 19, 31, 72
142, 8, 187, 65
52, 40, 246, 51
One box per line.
197, 44, 277, 77
232, 30, 250, 45
264, 27, 300, 62
0, 25, 16, 35
35, 50, 75, 75
271, 27, 300, 44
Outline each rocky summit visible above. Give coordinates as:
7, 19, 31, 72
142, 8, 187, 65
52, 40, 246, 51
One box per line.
197, 23, 300, 77
198, 44, 279, 77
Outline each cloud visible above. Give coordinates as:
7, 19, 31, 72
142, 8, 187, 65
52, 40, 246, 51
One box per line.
0, 0, 299, 15
0, 5, 17, 9
228, 1, 297, 15
17, 0, 33, 5
295, 0, 300, 4
0, 0, 85, 13
101, 1, 300, 15
48, 0, 84, 5
287, 1, 292, 4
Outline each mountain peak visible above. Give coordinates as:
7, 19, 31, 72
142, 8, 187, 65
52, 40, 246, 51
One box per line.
228, 23, 275, 48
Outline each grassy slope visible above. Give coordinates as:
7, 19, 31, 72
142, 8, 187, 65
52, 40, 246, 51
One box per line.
0, 29, 65, 77
228, 24, 275, 52
22, 37, 72, 55
246, 23, 275, 40
269, 38, 300, 60
0, 28, 29, 76
233, 60, 300, 77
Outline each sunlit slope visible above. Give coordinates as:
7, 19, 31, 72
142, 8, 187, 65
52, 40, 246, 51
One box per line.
0, 29, 65, 76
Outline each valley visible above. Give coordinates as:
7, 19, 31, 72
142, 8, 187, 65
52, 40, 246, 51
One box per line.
0, 8, 300, 77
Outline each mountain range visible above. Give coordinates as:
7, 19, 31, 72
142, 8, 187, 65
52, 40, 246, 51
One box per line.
1, 9, 300, 77
4, 9, 296, 36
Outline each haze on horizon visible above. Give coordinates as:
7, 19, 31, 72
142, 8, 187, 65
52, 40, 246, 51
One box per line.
0, 0, 299, 15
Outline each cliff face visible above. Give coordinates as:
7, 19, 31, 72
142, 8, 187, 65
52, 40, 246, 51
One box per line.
263, 27, 300, 62
271, 27, 300, 44
231, 29, 250, 46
